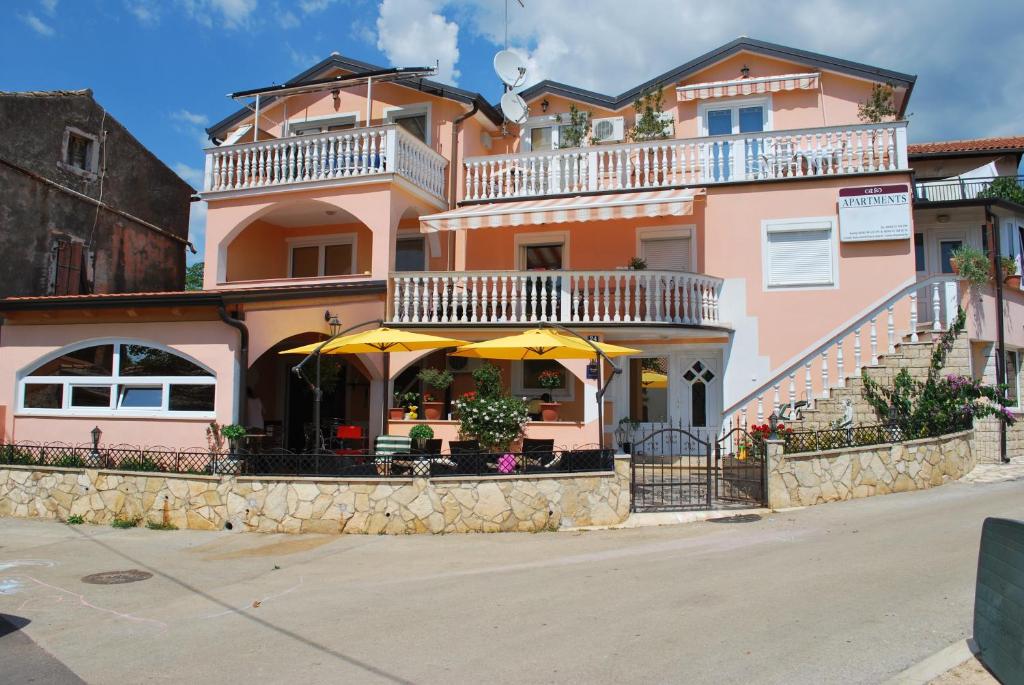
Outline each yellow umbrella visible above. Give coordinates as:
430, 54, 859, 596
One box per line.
279, 326, 470, 355
641, 370, 668, 389
449, 328, 639, 360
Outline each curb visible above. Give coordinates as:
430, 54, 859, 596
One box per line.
563, 507, 772, 531
882, 638, 979, 685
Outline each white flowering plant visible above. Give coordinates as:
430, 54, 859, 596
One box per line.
453, 392, 529, 453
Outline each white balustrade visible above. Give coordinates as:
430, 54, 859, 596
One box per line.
389, 270, 722, 325
463, 121, 908, 201
204, 125, 447, 200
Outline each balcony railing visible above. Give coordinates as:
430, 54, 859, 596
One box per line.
203, 124, 448, 200
913, 175, 1024, 203
463, 122, 908, 201
389, 270, 723, 326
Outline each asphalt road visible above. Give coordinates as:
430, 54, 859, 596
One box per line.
1, 476, 1022, 685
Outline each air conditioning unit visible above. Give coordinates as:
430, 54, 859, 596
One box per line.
591, 116, 625, 143
446, 356, 481, 374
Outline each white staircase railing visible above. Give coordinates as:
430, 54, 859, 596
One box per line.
389, 270, 723, 325
722, 276, 960, 429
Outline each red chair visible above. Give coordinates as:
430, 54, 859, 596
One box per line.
334, 425, 367, 457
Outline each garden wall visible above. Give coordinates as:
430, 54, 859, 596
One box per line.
0, 456, 630, 534
766, 430, 975, 509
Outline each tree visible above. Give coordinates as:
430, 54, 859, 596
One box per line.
185, 262, 204, 291
629, 88, 670, 142
978, 176, 1024, 205
556, 104, 591, 149
857, 83, 897, 123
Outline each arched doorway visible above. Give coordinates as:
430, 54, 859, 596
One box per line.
248, 332, 372, 451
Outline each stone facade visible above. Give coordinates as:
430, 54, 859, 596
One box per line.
0, 456, 630, 534
766, 430, 975, 509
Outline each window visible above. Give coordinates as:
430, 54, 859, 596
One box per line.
50, 238, 89, 295
287, 236, 357, 278
701, 99, 769, 136
395, 237, 425, 272
61, 127, 99, 175
525, 119, 579, 151
523, 243, 563, 271
682, 360, 715, 427
939, 240, 962, 274
915, 233, 926, 272
385, 105, 430, 144
763, 218, 836, 289
18, 342, 215, 417
1005, 350, 1019, 407
640, 236, 692, 271
289, 114, 357, 136
513, 359, 573, 400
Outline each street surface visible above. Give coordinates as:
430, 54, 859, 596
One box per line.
1, 475, 1022, 684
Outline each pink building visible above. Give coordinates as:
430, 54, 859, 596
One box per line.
1, 38, 1021, 462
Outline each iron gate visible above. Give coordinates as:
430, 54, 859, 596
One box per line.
630, 426, 767, 512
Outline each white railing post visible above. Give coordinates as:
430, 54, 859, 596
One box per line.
909, 291, 919, 342
943, 280, 958, 328
587, 150, 599, 192
932, 282, 942, 331
869, 316, 878, 366
887, 303, 896, 353
894, 123, 909, 169
821, 349, 829, 399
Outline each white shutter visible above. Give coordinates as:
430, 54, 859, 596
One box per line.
766, 227, 833, 287
641, 237, 692, 271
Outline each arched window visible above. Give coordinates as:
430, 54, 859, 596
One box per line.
19, 342, 215, 417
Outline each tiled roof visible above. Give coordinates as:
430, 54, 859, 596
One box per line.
908, 136, 1024, 156
1, 290, 198, 303
0, 89, 92, 98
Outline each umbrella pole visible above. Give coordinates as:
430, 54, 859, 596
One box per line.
537, 322, 622, 451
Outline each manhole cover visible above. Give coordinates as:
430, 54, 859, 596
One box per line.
707, 513, 762, 524
81, 569, 153, 585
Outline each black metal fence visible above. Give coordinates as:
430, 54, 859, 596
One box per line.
782, 420, 970, 454
0, 443, 614, 479
914, 175, 1024, 203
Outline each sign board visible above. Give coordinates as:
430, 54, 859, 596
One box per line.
586, 336, 600, 379
838, 184, 911, 242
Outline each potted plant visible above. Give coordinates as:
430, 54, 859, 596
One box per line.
628, 256, 648, 271
221, 424, 247, 453
408, 423, 434, 451
537, 369, 564, 421
391, 391, 419, 420
949, 245, 991, 287
1000, 256, 1020, 288
453, 364, 529, 469
417, 367, 454, 420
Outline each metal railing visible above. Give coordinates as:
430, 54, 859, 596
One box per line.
782, 420, 971, 454
913, 175, 1024, 203
463, 121, 908, 201
0, 443, 614, 479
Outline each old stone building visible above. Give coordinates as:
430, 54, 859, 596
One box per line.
0, 89, 193, 297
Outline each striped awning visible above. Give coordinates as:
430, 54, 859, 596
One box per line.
677, 73, 819, 101
421, 189, 699, 232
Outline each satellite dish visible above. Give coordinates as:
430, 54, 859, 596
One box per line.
493, 50, 527, 88
500, 91, 529, 125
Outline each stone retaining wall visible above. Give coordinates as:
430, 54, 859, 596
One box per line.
0, 457, 630, 534
766, 430, 975, 509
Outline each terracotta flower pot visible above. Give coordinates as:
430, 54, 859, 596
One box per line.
388, 408, 405, 421
1005, 275, 1021, 289
422, 402, 444, 420
540, 402, 561, 422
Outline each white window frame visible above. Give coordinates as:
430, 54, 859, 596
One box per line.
383, 103, 431, 145
514, 231, 570, 270
636, 225, 697, 272
698, 96, 772, 136
59, 126, 100, 177
287, 234, 358, 278
521, 113, 581, 152
761, 216, 838, 291
16, 340, 216, 419
285, 111, 360, 137
511, 361, 576, 402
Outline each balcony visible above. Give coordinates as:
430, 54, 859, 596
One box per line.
388, 270, 723, 326
913, 175, 1024, 203
463, 122, 908, 202
202, 124, 448, 201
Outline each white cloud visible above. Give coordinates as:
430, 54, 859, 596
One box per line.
286, 43, 321, 68
376, 0, 460, 84
177, 0, 258, 29
298, 0, 336, 12
277, 9, 299, 28
20, 12, 55, 36
125, 0, 160, 24
172, 110, 210, 126
173, 162, 204, 188
40, 0, 58, 15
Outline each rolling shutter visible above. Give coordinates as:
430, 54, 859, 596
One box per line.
641, 236, 692, 271
766, 227, 833, 287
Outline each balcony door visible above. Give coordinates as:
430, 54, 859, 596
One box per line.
519, 241, 564, 320
702, 99, 768, 182
395, 236, 426, 272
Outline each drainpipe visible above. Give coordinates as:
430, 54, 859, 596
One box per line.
218, 304, 249, 427
988, 208, 1009, 463
447, 101, 479, 269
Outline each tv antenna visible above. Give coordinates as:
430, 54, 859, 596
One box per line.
496, 0, 527, 132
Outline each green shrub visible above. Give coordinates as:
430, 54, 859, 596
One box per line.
0, 445, 36, 465
471, 363, 503, 399
53, 453, 86, 468
408, 424, 434, 442
111, 515, 142, 529
949, 245, 991, 286
978, 177, 1024, 205
117, 454, 161, 472
145, 520, 178, 530
65, 514, 85, 525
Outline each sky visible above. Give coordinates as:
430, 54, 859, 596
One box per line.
3, 0, 1023, 264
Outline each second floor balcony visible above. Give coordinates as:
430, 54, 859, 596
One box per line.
202, 124, 448, 202
387, 269, 724, 327
463, 121, 908, 202
914, 175, 1024, 203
